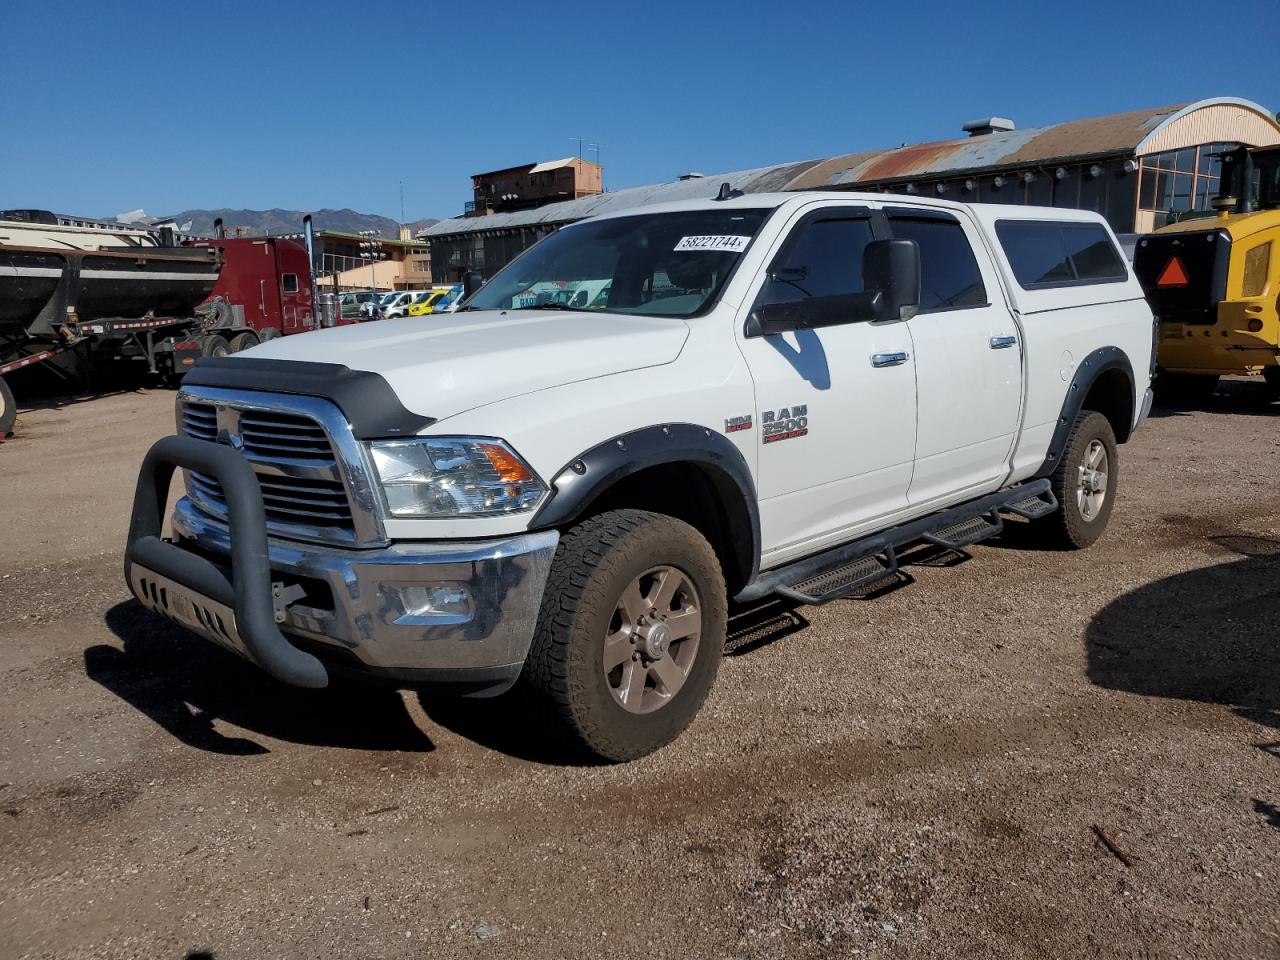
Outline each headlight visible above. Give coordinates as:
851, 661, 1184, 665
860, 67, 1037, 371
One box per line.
368, 437, 547, 518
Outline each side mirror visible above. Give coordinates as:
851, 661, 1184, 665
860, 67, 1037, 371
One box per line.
462, 270, 483, 299
746, 238, 920, 337
863, 237, 920, 323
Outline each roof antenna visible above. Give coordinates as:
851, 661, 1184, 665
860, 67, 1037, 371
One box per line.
713, 181, 743, 201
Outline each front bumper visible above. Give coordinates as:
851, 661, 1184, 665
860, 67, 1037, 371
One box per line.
124, 435, 558, 695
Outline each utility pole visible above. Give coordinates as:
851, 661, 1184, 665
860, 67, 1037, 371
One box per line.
359, 229, 385, 292
589, 142, 605, 191
399, 181, 405, 231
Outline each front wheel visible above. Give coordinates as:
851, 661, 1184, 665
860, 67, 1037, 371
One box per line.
1040, 410, 1119, 549
0, 376, 15, 436
522, 509, 727, 761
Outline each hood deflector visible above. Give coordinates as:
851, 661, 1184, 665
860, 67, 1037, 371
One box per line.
185, 357, 435, 439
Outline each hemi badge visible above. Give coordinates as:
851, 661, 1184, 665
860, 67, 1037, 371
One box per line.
725, 415, 753, 433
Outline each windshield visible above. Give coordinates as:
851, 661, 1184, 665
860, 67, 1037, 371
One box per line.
1256, 150, 1280, 210
379, 292, 398, 305
465, 208, 770, 318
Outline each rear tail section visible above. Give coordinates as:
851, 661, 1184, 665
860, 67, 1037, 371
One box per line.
1132, 229, 1231, 325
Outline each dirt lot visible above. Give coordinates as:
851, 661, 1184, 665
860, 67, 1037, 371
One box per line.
1, 383, 1278, 960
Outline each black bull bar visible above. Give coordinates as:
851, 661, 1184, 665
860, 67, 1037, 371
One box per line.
124, 434, 329, 688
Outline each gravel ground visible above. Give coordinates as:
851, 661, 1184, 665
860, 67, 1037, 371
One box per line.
1, 383, 1278, 959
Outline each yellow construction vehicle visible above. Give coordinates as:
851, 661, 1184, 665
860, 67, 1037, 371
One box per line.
1134, 145, 1280, 400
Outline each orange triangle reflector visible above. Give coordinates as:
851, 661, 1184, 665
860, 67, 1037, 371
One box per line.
1157, 256, 1190, 287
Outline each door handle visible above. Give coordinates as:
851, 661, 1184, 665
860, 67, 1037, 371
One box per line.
990, 335, 1018, 349
870, 351, 910, 368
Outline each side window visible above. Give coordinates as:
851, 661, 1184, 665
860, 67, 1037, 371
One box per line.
888, 215, 987, 312
996, 220, 1127, 288
755, 217, 873, 308
1062, 224, 1127, 281
281, 273, 299, 293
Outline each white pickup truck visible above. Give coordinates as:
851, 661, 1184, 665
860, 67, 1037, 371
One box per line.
124, 189, 1155, 760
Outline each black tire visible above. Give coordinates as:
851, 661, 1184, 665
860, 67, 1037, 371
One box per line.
229, 331, 259, 353
1154, 371, 1218, 404
1041, 410, 1119, 549
258, 327, 282, 341
1262, 366, 1280, 399
522, 509, 727, 762
0, 376, 15, 436
200, 334, 231, 358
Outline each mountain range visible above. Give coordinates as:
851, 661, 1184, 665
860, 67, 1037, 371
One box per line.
162, 207, 439, 238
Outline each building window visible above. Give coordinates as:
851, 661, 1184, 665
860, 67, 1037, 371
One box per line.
1138, 143, 1234, 227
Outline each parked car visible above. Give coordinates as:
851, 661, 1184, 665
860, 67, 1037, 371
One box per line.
124, 190, 1155, 762
381, 290, 433, 320
407, 285, 463, 317
361, 291, 400, 320
340, 290, 380, 319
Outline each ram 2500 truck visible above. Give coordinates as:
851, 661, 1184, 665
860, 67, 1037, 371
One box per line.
124, 190, 1155, 761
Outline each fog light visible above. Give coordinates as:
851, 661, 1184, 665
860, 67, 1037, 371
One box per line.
1247, 318, 1264, 333
383, 582, 472, 625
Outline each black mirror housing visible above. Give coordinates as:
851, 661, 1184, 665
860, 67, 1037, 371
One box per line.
462, 270, 483, 299
863, 238, 921, 323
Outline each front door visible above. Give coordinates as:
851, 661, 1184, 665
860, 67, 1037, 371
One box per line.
735, 204, 918, 568
883, 207, 1023, 504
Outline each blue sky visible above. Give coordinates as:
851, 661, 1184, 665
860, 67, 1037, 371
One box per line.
2, 0, 1274, 223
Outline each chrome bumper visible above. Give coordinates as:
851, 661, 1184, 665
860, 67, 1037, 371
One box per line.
170, 496, 558, 692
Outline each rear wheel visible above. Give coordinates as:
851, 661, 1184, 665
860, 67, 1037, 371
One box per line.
0, 376, 15, 436
200, 334, 231, 358
229, 331, 259, 353
1040, 410, 1118, 549
522, 509, 727, 761
1154, 371, 1218, 404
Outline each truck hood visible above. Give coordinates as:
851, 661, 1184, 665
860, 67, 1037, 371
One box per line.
244, 309, 690, 422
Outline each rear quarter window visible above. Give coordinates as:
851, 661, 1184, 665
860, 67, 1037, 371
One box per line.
995, 220, 1127, 289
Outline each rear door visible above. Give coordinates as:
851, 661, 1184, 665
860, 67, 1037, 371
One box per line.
734, 202, 918, 565
885, 207, 1023, 504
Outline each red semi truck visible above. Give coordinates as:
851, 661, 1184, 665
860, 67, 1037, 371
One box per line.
1, 213, 350, 433
178, 234, 324, 353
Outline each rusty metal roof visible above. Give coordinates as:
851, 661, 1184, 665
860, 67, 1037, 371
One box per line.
791, 102, 1197, 188
427, 98, 1279, 239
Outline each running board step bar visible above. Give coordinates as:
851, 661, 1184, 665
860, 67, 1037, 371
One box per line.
1002, 490, 1059, 520
921, 512, 1003, 553
774, 549, 904, 606
737, 480, 1057, 607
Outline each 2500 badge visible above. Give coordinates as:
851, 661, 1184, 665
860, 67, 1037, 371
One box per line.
761, 404, 808, 444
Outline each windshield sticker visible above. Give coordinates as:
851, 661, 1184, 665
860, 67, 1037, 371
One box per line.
673, 235, 751, 253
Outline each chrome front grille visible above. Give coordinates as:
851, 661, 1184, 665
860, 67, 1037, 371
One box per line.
238, 410, 335, 462
175, 388, 386, 547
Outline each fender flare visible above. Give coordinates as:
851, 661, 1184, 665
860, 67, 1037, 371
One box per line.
529, 423, 761, 586
1035, 346, 1135, 478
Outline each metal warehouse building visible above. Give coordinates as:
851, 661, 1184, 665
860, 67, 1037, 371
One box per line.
424, 97, 1280, 279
